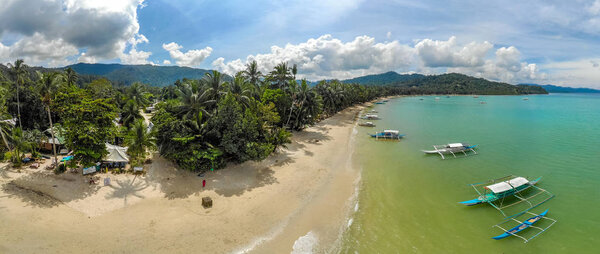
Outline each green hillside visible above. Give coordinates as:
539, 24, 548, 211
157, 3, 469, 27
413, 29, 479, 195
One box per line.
341, 72, 547, 95
66, 63, 216, 86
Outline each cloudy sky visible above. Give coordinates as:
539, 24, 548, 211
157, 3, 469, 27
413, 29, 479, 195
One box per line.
1, 0, 600, 87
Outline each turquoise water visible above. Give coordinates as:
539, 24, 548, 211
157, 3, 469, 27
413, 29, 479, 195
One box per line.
341, 94, 600, 253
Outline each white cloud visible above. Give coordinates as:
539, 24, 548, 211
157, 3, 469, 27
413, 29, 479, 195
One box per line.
588, 0, 600, 15
163, 60, 171, 65
415, 36, 493, 68
213, 34, 415, 80
162, 42, 212, 67
120, 48, 152, 65
542, 58, 600, 88
0, 0, 148, 66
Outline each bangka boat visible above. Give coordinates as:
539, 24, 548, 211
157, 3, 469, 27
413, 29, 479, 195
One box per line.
375, 101, 385, 104
422, 143, 477, 159
492, 209, 557, 243
358, 121, 376, 127
473, 95, 479, 98
523, 97, 529, 100
462, 175, 555, 217
480, 101, 487, 104
370, 109, 378, 113
383, 100, 389, 102
459, 176, 541, 206
435, 97, 440, 100
369, 130, 405, 140
492, 209, 548, 240
361, 114, 380, 120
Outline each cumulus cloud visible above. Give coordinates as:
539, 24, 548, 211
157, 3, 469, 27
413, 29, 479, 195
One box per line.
212, 34, 414, 80
415, 36, 493, 68
0, 0, 147, 65
120, 48, 152, 65
163, 60, 171, 65
162, 42, 213, 67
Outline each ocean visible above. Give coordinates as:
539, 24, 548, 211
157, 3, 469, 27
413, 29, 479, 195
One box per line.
340, 94, 600, 253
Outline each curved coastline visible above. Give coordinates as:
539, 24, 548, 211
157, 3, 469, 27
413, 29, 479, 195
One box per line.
0, 101, 373, 253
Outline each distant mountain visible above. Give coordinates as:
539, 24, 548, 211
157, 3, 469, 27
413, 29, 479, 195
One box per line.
65, 63, 216, 86
519, 84, 600, 93
340, 72, 547, 95
341, 71, 425, 86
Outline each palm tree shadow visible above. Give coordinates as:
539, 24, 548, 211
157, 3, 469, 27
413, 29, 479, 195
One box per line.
1, 182, 62, 208
105, 175, 149, 206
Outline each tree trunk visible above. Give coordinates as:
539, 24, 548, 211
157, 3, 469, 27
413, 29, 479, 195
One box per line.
47, 106, 58, 165
0, 125, 10, 151
16, 82, 22, 129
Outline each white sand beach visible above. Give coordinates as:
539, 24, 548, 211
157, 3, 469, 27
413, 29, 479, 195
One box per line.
0, 104, 367, 253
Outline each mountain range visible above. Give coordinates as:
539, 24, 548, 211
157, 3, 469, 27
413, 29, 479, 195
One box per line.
519, 84, 600, 93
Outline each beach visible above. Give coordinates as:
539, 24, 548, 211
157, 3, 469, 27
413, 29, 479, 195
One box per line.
0, 104, 366, 253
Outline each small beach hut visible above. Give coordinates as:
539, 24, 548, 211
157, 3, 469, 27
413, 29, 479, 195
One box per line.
102, 143, 129, 168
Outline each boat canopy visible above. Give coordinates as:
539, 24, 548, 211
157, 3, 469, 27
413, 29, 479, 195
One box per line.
448, 143, 464, 148
485, 177, 529, 194
383, 130, 399, 134
365, 114, 378, 118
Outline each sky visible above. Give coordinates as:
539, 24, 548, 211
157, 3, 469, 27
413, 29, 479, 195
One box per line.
1, 0, 600, 88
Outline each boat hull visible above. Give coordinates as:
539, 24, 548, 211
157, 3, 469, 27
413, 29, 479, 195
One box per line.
459, 177, 542, 206
492, 209, 549, 240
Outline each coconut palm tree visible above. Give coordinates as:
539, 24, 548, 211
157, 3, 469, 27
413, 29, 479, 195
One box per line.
177, 81, 216, 120
266, 62, 293, 89
225, 73, 252, 107
202, 70, 225, 100
124, 119, 156, 164
8, 59, 28, 129
63, 67, 78, 87
121, 100, 143, 129
243, 60, 262, 85
37, 71, 62, 164
9, 127, 31, 165
0, 84, 12, 151
128, 82, 150, 108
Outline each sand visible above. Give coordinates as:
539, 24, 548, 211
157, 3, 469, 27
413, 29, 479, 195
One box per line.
0, 104, 368, 254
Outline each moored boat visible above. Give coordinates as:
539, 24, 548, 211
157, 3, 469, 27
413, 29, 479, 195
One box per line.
361, 114, 380, 120
369, 130, 405, 140
492, 209, 549, 240
422, 143, 477, 159
358, 121, 376, 127
459, 176, 541, 206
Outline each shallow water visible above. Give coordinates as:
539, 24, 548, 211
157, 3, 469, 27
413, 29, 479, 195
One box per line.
341, 94, 600, 253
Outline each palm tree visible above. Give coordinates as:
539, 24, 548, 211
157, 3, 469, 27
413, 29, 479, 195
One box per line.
243, 60, 262, 85
37, 71, 62, 164
121, 100, 143, 129
291, 64, 298, 80
266, 62, 293, 89
8, 59, 28, 129
124, 120, 156, 165
63, 67, 78, 87
128, 82, 150, 108
226, 73, 252, 107
9, 127, 31, 165
202, 70, 225, 100
285, 80, 299, 127
177, 81, 216, 120
0, 83, 12, 151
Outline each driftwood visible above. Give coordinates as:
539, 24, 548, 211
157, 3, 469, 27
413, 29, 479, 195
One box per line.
202, 197, 212, 208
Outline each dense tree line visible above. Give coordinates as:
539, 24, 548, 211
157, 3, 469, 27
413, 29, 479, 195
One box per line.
0, 60, 389, 173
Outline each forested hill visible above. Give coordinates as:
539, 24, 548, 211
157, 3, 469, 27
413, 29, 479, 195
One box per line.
519, 84, 600, 93
340, 72, 547, 95
65, 63, 216, 86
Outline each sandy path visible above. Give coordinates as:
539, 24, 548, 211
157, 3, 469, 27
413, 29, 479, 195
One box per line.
0, 105, 365, 254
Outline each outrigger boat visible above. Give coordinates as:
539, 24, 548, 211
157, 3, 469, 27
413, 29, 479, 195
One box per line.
492, 209, 557, 243
358, 121, 376, 127
369, 130, 405, 140
369, 109, 378, 113
462, 175, 555, 217
492, 209, 549, 240
460, 176, 541, 206
422, 143, 477, 159
361, 114, 380, 120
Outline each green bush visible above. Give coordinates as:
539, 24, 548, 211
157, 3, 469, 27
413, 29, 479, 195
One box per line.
54, 163, 66, 174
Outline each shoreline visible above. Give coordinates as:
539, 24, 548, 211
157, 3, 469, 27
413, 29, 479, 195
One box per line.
0, 102, 370, 253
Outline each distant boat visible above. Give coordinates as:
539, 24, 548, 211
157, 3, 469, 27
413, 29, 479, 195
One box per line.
446, 95, 451, 98
492, 209, 549, 240
375, 101, 385, 104
460, 176, 542, 206
358, 121, 376, 127
473, 95, 479, 98
369, 130, 405, 140
370, 110, 378, 113
523, 97, 529, 100
480, 101, 487, 104
435, 97, 440, 100
419, 98, 424, 101
361, 114, 380, 120
422, 143, 477, 159
383, 100, 389, 102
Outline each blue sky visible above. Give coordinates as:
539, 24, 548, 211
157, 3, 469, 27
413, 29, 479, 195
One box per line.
1, 0, 600, 87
